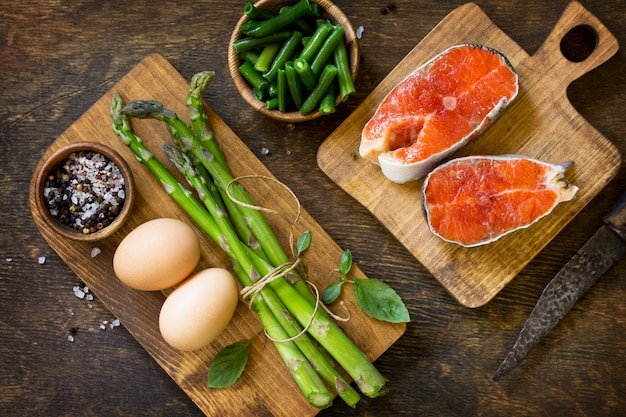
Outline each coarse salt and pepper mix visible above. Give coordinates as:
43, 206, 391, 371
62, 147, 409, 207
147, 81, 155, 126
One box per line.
43, 151, 126, 234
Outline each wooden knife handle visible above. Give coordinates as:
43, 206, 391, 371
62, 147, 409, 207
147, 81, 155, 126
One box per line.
604, 191, 626, 238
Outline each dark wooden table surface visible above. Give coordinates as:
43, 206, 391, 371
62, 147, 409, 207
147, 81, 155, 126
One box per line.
2, 1, 625, 416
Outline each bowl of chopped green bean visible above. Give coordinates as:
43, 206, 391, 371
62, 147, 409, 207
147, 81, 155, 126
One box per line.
33, 141, 136, 242
229, 0, 359, 122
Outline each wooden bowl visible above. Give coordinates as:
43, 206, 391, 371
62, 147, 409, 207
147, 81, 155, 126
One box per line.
33, 142, 135, 242
228, 0, 360, 123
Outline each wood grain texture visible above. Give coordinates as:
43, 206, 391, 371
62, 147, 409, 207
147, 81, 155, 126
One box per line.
2, 1, 626, 416
317, 2, 621, 307
27, 54, 405, 416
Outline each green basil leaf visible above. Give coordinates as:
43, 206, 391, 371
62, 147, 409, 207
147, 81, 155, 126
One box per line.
353, 278, 410, 323
207, 341, 251, 388
339, 249, 352, 275
296, 230, 312, 256
322, 281, 343, 304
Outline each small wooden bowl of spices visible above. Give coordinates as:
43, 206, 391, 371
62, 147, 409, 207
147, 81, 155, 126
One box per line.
33, 142, 135, 242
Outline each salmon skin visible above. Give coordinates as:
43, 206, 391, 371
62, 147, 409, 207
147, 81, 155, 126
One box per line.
360, 44, 519, 184
422, 155, 578, 247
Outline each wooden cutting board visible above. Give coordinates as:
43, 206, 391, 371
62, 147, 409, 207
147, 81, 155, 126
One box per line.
317, 1, 621, 308
28, 53, 405, 416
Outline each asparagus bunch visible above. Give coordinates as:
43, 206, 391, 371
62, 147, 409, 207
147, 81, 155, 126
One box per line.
109, 72, 387, 408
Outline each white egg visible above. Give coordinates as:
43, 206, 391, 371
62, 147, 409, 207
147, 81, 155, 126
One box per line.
113, 218, 201, 291
159, 268, 239, 351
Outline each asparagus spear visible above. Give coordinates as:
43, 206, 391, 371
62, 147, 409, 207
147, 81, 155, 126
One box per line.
110, 94, 224, 248
111, 93, 334, 409
118, 91, 388, 397
164, 144, 361, 407
186, 71, 227, 168
122, 99, 314, 306
119, 100, 295, 277
186, 72, 263, 255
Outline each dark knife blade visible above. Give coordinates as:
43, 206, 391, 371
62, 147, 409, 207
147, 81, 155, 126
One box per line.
492, 191, 626, 382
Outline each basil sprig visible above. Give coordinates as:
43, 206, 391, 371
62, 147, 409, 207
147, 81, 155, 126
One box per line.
323, 250, 410, 324
207, 341, 251, 388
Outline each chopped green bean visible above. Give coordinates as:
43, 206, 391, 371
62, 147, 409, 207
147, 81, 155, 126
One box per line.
282, 2, 320, 19
233, 31, 291, 53
315, 18, 330, 29
319, 79, 337, 115
277, 68, 289, 112
268, 81, 278, 98
332, 37, 356, 102
310, 25, 345, 76
255, 42, 282, 74
307, 3, 321, 19
243, 2, 273, 20
266, 97, 279, 109
253, 87, 265, 101
279, 5, 315, 35
293, 58, 317, 90
299, 64, 338, 115
285, 61, 305, 109
263, 31, 303, 81
291, 18, 315, 36
238, 61, 269, 94
242, 0, 312, 38
239, 19, 260, 34
299, 20, 333, 64
239, 50, 260, 65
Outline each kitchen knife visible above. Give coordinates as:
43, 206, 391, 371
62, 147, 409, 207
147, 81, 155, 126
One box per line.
492, 190, 626, 381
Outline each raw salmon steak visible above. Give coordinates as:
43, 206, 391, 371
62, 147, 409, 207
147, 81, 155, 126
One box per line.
360, 44, 519, 184
422, 155, 578, 247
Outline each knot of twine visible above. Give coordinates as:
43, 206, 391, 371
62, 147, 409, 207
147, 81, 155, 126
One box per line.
226, 175, 350, 344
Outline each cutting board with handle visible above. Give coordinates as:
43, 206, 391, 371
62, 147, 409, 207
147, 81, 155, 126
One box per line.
29, 53, 405, 416
317, 1, 620, 308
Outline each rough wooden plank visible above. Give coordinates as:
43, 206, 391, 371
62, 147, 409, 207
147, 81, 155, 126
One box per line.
317, 1, 621, 308
28, 53, 405, 417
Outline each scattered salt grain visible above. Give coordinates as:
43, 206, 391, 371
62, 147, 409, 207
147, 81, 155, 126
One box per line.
99, 318, 121, 330
73, 286, 86, 299
38, 256, 46, 265
91, 247, 101, 258
6, 257, 12, 262
66, 327, 79, 343
356, 26, 364, 39
261, 147, 270, 156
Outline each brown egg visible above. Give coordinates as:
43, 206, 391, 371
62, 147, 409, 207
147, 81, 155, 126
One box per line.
113, 218, 201, 291
159, 268, 239, 351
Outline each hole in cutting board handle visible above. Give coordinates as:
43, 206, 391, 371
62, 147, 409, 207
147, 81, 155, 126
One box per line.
560, 25, 598, 63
